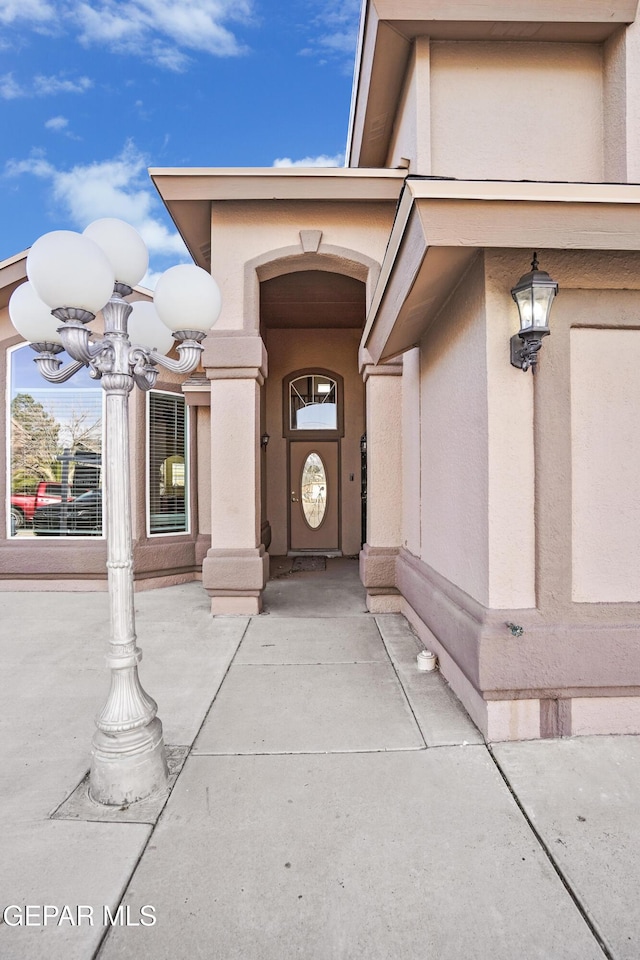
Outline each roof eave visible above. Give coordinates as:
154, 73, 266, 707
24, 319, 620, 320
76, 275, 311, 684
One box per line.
348, 0, 640, 168
362, 179, 640, 363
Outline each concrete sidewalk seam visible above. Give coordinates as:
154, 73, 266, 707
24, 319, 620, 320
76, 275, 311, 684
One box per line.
488, 745, 616, 960
189, 617, 253, 753
190, 746, 428, 756
374, 617, 429, 750
91, 619, 253, 959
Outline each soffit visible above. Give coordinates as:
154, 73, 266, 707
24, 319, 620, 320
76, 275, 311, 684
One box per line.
0, 252, 27, 309
348, 0, 640, 167
261, 270, 366, 329
150, 168, 406, 272
363, 179, 640, 363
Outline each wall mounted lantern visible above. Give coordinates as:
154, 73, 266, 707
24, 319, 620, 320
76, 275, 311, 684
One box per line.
510, 253, 559, 373
261, 432, 270, 448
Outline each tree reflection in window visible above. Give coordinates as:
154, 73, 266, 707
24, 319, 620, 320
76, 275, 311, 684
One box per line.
8, 344, 103, 537
301, 453, 327, 529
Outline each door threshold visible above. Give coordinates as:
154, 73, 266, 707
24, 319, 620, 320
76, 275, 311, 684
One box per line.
287, 550, 342, 558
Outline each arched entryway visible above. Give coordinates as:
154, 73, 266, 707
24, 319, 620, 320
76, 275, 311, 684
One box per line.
259, 270, 366, 558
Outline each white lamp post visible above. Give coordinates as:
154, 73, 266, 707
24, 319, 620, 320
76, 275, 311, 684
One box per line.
9, 218, 222, 806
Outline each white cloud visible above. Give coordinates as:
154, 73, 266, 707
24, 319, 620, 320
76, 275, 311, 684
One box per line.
0, 0, 255, 71
44, 115, 69, 131
303, 0, 360, 69
141, 267, 164, 290
33, 74, 93, 95
0, 71, 93, 99
71, 0, 252, 68
0, 72, 23, 99
273, 153, 344, 168
5, 143, 188, 261
0, 0, 55, 24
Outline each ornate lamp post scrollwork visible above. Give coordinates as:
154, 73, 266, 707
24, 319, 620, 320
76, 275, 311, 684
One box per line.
9, 219, 222, 806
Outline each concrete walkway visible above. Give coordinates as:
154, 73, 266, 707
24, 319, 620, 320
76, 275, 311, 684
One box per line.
1, 558, 639, 959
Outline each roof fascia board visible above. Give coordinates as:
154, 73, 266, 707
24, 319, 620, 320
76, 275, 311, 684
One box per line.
363, 179, 640, 362
0, 253, 27, 309
373, 0, 638, 26
150, 167, 406, 201
405, 178, 640, 204
0, 251, 27, 287
346, 0, 369, 164
361, 183, 415, 345
150, 168, 406, 274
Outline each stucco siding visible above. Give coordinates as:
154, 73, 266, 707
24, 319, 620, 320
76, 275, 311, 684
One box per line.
419, 255, 489, 606
430, 41, 604, 182
571, 327, 640, 602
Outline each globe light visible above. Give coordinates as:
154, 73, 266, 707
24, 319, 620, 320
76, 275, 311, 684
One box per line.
27, 230, 115, 315
128, 300, 174, 356
153, 263, 222, 334
8, 281, 64, 345
83, 219, 149, 289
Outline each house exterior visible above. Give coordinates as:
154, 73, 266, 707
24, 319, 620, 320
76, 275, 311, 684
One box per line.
4, 0, 640, 740
0, 253, 207, 589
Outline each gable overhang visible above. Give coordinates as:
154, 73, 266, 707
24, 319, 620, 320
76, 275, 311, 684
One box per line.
150, 167, 407, 272
362, 178, 640, 363
347, 0, 640, 167
0, 251, 27, 309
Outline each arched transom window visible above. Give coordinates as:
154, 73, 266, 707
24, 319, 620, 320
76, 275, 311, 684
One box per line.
289, 373, 337, 431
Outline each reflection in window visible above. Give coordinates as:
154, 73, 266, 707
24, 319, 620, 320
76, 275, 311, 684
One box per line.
301, 452, 327, 529
289, 375, 337, 430
8, 344, 103, 538
148, 391, 188, 535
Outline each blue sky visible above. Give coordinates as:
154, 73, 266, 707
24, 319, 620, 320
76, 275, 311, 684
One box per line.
0, 0, 360, 283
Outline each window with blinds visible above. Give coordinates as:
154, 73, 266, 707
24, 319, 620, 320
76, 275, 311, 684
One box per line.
8, 344, 103, 538
147, 390, 188, 536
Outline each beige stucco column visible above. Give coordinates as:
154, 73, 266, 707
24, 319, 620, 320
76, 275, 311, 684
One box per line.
201, 334, 269, 615
359, 355, 403, 613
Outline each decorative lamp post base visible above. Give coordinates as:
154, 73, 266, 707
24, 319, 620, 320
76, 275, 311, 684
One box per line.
89, 717, 168, 806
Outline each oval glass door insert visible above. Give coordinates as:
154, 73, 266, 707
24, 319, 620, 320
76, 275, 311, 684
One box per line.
301, 453, 327, 529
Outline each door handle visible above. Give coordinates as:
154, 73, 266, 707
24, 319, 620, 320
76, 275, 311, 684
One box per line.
291, 491, 299, 503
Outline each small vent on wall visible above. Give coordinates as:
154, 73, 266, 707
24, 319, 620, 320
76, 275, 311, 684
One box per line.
369, 113, 389, 141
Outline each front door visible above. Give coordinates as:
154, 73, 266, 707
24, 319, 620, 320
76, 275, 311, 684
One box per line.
289, 440, 339, 552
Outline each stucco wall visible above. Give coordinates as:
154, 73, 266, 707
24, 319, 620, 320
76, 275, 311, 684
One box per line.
429, 41, 604, 182
387, 47, 418, 171
401, 347, 421, 557
571, 327, 640, 602
264, 327, 364, 557
603, 18, 640, 182
418, 254, 489, 606
196, 406, 211, 537
484, 253, 536, 610
210, 201, 394, 331
365, 368, 402, 549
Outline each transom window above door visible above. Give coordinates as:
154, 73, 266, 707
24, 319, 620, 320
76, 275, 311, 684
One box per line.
283, 369, 344, 439
289, 374, 337, 431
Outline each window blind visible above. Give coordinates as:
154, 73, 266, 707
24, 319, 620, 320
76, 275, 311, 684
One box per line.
148, 391, 188, 535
